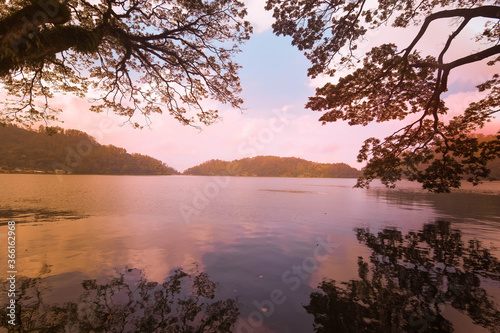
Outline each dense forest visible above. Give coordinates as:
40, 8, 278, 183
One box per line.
475, 134, 500, 180
0, 125, 179, 175
183, 156, 362, 178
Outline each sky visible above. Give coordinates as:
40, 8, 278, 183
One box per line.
53, 0, 500, 172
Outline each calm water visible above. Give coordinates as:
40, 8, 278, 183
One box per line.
1, 174, 500, 332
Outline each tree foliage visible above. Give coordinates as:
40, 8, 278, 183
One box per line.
266, 0, 500, 192
0, 0, 251, 128
183, 155, 361, 178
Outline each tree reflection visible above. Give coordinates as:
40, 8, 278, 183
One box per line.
0, 267, 239, 332
304, 221, 500, 332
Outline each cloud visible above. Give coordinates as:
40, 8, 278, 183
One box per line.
244, 0, 274, 34
444, 90, 500, 134
48, 92, 421, 173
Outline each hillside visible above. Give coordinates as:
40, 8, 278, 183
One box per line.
0, 125, 179, 175
476, 134, 500, 180
183, 156, 362, 178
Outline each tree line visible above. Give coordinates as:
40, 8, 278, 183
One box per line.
472, 134, 500, 180
3, 125, 498, 180
0, 125, 179, 175
183, 156, 362, 178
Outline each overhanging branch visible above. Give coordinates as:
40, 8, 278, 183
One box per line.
410, 44, 500, 70
404, 6, 500, 58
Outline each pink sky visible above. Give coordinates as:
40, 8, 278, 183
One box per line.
48, 1, 500, 172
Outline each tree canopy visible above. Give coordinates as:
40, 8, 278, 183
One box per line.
266, 0, 500, 192
0, 0, 251, 128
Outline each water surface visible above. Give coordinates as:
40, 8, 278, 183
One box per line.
1, 175, 499, 332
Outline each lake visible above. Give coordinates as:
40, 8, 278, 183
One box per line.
1, 174, 500, 332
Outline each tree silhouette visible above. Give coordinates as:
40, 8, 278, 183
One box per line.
0, 0, 251, 128
0, 267, 239, 332
266, 0, 500, 192
304, 221, 500, 332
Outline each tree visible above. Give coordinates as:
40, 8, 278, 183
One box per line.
0, 0, 252, 128
265, 0, 500, 192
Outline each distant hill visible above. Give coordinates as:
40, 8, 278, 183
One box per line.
489, 159, 500, 180
476, 134, 500, 180
0, 125, 179, 175
183, 156, 362, 178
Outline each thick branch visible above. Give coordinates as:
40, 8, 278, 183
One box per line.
1, 25, 105, 76
0, 0, 71, 49
404, 6, 500, 58
411, 44, 500, 70
447, 44, 500, 69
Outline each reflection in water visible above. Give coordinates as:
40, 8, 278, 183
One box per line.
366, 187, 500, 224
304, 221, 500, 332
0, 208, 88, 224
0, 267, 239, 332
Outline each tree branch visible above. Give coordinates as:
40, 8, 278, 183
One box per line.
404, 6, 500, 58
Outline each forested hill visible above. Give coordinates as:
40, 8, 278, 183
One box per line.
476, 134, 500, 180
0, 125, 179, 175
183, 156, 362, 178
